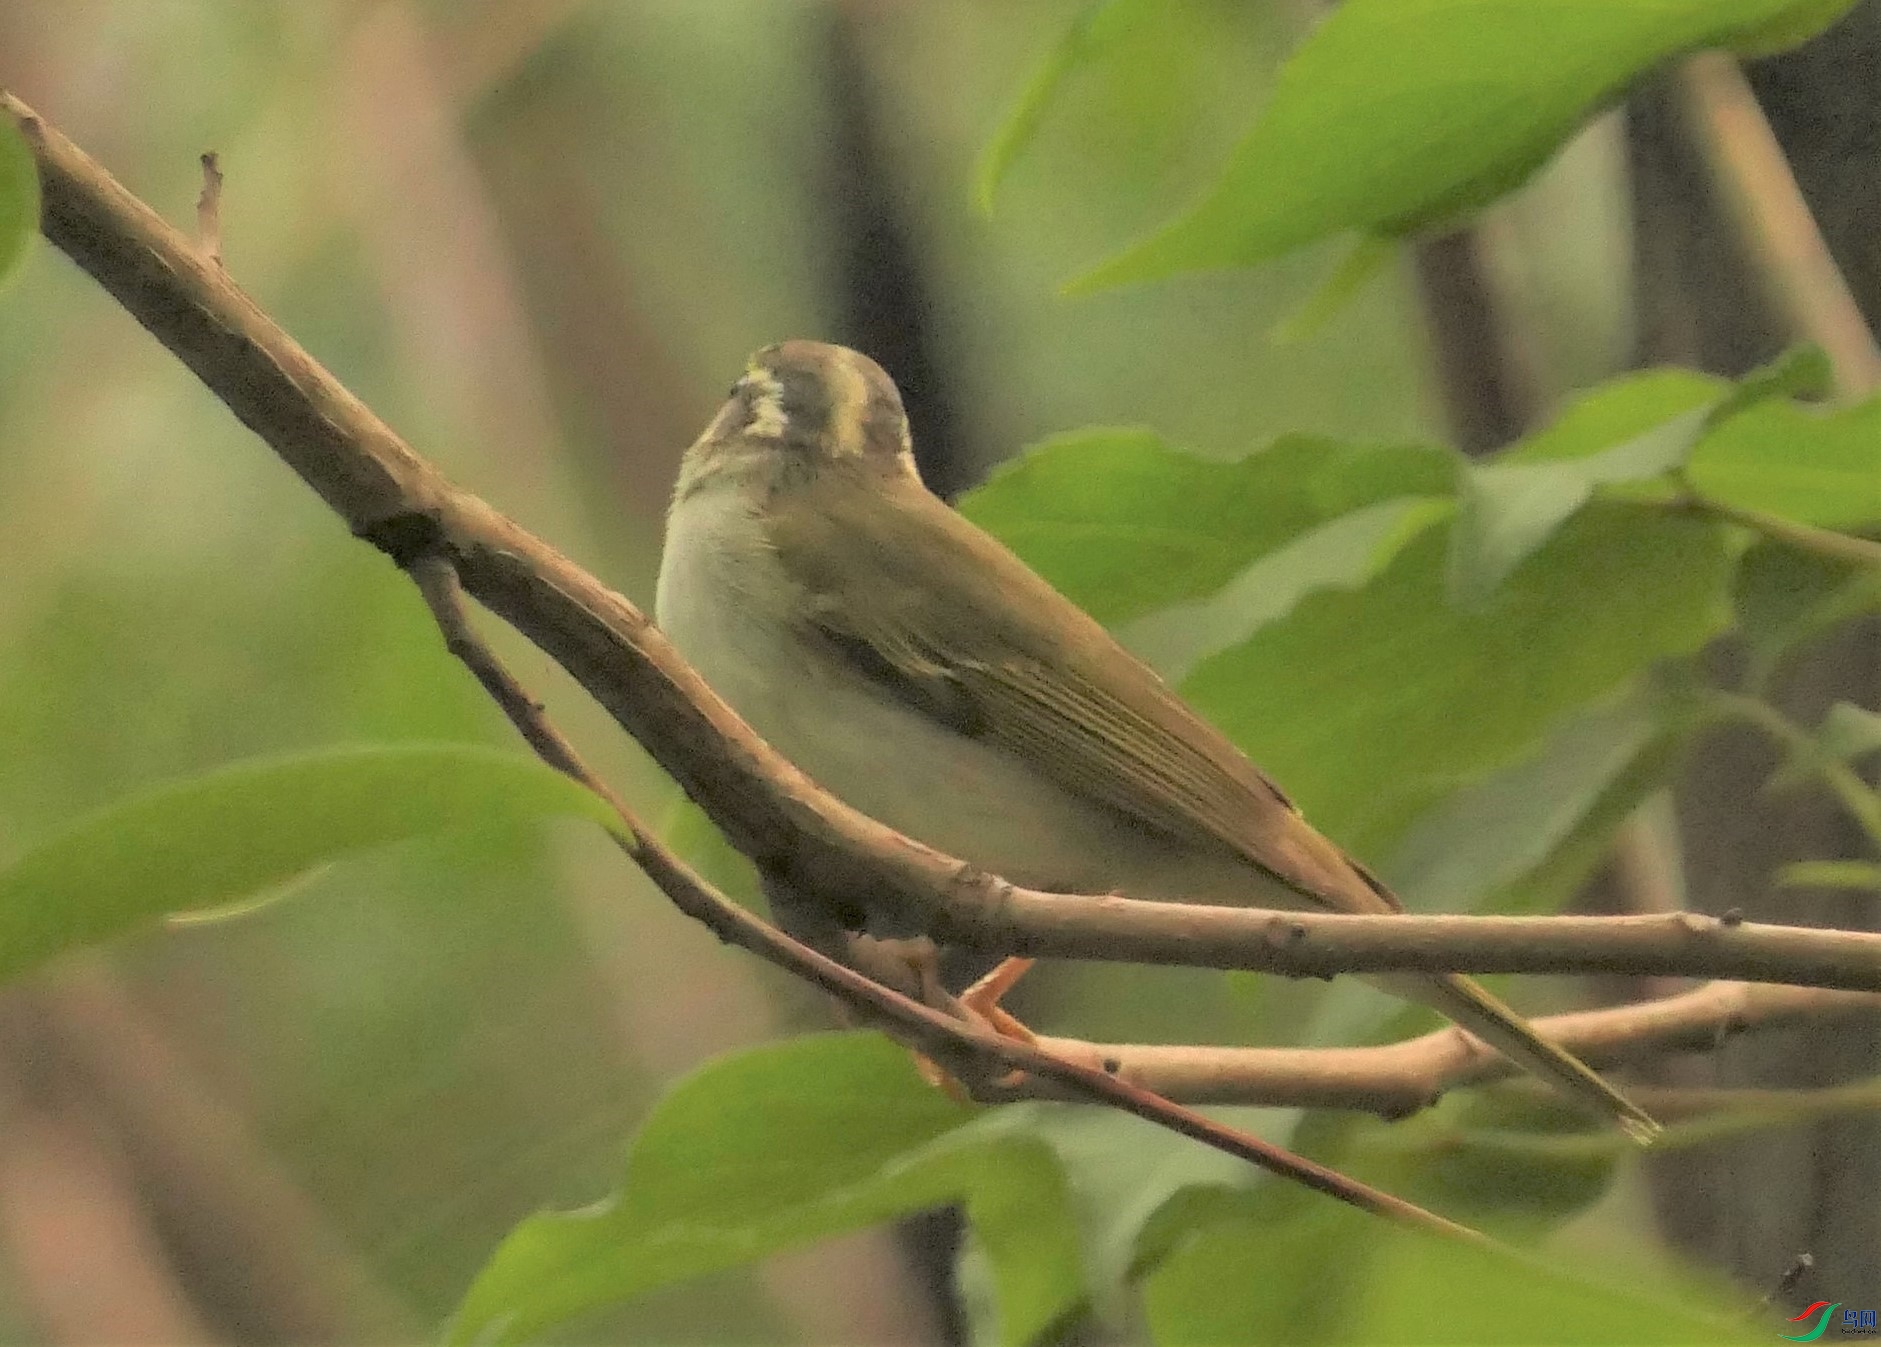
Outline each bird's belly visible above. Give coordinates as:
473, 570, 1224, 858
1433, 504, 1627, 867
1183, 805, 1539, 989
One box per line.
655, 495, 1277, 913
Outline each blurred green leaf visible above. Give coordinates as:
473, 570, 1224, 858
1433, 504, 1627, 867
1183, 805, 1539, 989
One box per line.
1355, 1091, 1622, 1235
1074, 0, 1855, 290
1123, 497, 1451, 682
660, 796, 762, 910
1776, 859, 1881, 892
954, 1104, 1269, 1339
0, 745, 613, 985
1482, 723, 1692, 919
1270, 234, 1396, 344
1706, 342, 1835, 422
1687, 393, 1881, 527
1143, 1199, 1366, 1346
1450, 406, 1712, 607
0, 116, 38, 293
1146, 1202, 1759, 1346
974, 0, 1161, 213
1452, 348, 1838, 605
1382, 691, 1665, 913
1510, 370, 1725, 465
1184, 505, 1734, 856
960, 428, 1455, 626
1815, 701, 1881, 763
1348, 1226, 1761, 1346
1733, 539, 1881, 688
450, 1032, 1083, 1347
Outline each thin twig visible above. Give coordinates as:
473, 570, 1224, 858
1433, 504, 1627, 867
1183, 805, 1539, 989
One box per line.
403, 553, 1494, 1244
1676, 51, 1881, 398
195, 152, 222, 269
1023, 981, 1881, 1110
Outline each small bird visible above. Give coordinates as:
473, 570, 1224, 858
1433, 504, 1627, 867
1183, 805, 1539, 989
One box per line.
655, 339, 1658, 1141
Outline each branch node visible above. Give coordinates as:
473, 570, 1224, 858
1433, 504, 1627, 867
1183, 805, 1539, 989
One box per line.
1673, 910, 1716, 938
356, 510, 446, 567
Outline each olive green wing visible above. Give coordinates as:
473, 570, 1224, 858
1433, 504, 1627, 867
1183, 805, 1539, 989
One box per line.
771, 468, 1394, 914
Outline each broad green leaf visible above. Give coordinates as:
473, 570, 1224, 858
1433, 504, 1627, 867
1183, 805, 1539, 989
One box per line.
1075, 0, 1857, 290
1686, 393, 1881, 527
1183, 505, 1735, 857
1349, 1226, 1761, 1346
1508, 370, 1725, 465
1453, 349, 1838, 604
1363, 1097, 1621, 1233
1706, 342, 1834, 422
960, 428, 1455, 625
954, 1104, 1269, 1342
973, 0, 1161, 214
0, 116, 37, 293
660, 796, 761, 910
1146, 1204, 1760, 1346
1777, 859, 1881, 892
0, 745, 616, 985
1734, 539, 1881, 689
1123, 497, 1450, 682
1382, 691, 1664, 912
1450, 406, 1712, 607
449, 1033, 1082, 1347
1816, 702, 1881, 763
1481, 724, 1692, 918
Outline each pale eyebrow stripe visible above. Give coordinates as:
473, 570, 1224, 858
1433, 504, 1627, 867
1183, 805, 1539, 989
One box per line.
829, 350, 871, 458
744, 368, 789, 439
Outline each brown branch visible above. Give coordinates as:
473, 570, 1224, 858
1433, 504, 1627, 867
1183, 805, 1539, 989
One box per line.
403, 554, 1491, 1243
4, 90, 1879, 995
1025, 982, 1881, 1111
1675, 51, 1881, 398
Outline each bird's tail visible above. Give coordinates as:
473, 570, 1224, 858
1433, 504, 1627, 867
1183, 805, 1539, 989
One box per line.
1390, 971, 1661, 1145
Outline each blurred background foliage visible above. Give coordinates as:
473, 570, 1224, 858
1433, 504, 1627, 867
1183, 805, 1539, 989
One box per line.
0, 1, 1876, 1344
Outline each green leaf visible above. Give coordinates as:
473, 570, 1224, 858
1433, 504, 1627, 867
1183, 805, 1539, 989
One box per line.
973, 0, 1160, 214
1383, 1103, 1622, 1232
1733, 539, 1881, 687
1450, 406, 1712, 607
1074, 0, 1857, 290
1776, 859, 1881, 892
1183, 504, 1735, 857
1347, 1226, 1762, 1346
1687, 393, 1881, 527
953, 1105, 1267, 1339
0, 115, 39, 293
1122, 497, 1450, 683
1382, 690, 1665, 913
1706, 342, 1834, 423
1815, 701, 1881, 763
1146, 1204, 1761, 1346
0, 745, 616, 985
1507, 370, 1726, 465
660, 796, 761, 910
959, 428, 1455, 626
449, 1033, 1083, 1347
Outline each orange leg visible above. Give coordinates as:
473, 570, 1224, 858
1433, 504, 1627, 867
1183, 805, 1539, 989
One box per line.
909, 955, 1039, 1097
958, 956, 1038, 1044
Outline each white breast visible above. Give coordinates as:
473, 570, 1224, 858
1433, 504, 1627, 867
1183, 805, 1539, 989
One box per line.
655, 482, 1278, 918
